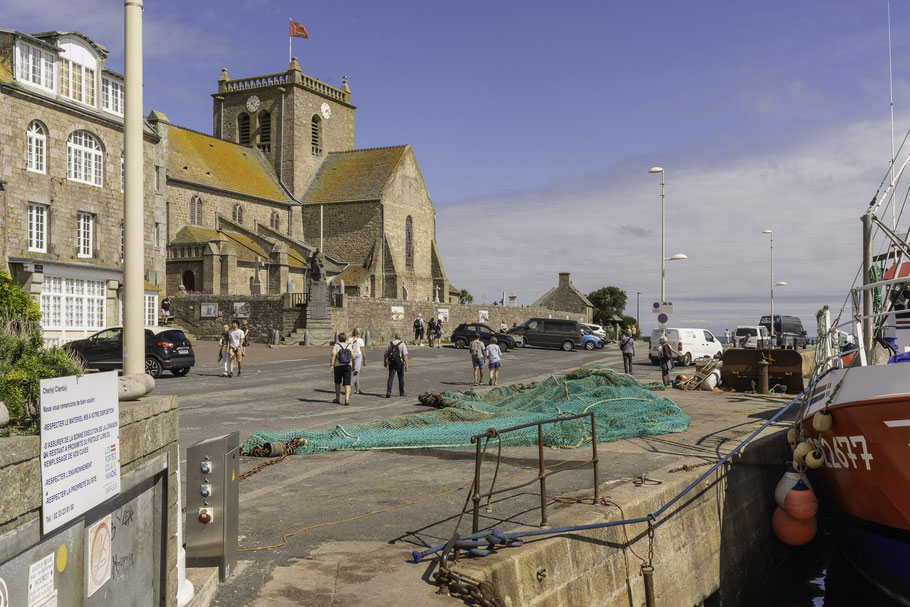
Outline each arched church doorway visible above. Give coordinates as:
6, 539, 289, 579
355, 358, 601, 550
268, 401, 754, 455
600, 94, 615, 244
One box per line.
182, 270, 195, 291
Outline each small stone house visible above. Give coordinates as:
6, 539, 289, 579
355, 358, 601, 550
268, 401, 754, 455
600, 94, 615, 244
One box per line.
532, 273, 594, 322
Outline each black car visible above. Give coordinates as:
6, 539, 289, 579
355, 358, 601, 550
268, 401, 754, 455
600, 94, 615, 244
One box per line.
64, 327, 196, 378
759, 315, 808, 349
450, 323, 517, 351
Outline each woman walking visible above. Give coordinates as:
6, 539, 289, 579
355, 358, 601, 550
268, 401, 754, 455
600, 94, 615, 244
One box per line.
218, 324, 232, 377
351, 328, 366, 394
486, 336, 502, 386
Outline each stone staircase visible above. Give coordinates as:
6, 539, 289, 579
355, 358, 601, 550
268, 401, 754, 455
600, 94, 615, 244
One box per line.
285, 315, 336, 346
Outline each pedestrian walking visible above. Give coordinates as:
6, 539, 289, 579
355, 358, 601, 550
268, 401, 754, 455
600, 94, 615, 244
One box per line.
413, 314, 425, 346
160, 297, 172, 325
499, 321, 508, 333
619, 330, 635, 375
427, 318, 438, 347
351, 327, 366, 394
383, 332, 408, 397
470, 333, 486, 385
724, 328, 731, 344
218, 324, 232, 377
241, 320, 251, 351
657, 335, 678, 387
228, 321, 245, 376
486, 336, 502, 386
330, 331, 360, 405
434, 319, 443, 347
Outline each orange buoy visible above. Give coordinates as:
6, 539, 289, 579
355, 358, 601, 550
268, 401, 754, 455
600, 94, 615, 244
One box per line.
784, 480, 818, 520
772, 506, 817, 546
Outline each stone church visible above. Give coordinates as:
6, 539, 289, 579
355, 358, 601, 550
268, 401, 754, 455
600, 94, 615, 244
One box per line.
0, 26, 456, 344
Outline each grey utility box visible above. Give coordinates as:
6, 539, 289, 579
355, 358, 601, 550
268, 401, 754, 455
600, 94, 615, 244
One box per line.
186, 432, 240, 581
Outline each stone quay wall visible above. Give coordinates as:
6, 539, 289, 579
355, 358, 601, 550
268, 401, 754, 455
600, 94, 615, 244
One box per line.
0, 395, 180, 607
331, 296, 588, 344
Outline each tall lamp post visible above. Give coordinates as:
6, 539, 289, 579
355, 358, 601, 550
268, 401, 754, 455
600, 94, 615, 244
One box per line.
636, 291, 641, 331
762, 229, 788, 346
648, 167, 688, 305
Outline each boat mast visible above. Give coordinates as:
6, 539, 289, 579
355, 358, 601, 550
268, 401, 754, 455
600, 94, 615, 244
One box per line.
889, 1, 896, 228
862, 212, 875, 354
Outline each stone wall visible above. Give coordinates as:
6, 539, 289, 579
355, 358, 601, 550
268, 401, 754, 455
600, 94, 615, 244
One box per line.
171, 293, 304, 342
301, 199, 380, 273
331, 296, 588, 344
0, 395, 180, 607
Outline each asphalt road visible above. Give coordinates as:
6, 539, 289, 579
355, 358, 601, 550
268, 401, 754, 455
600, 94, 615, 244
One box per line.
153, 342, 793, 606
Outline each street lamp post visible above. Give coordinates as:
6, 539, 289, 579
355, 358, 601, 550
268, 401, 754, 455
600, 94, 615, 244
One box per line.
762, 229, 788, 346
649, 167, 688, 307
636, 291, 641, 330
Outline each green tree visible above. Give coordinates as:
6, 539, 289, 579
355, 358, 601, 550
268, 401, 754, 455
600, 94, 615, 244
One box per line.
586, 286, 628, 327
458, 288, 474, 304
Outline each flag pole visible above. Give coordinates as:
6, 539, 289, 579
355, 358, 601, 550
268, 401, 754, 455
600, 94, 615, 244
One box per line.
289, 18, 292, 64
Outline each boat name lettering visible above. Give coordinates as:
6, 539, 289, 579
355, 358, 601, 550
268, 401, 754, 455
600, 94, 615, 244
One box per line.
808, 435, 873, 471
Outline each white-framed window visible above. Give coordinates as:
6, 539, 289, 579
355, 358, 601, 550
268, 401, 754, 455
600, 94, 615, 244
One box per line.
27, 121, 46, 173
120, 152, 124, 192
28, 203, 48, 252
40, 276, 106, 332
102, 77, 124, 115
77, 212, 94, 258
119, 220, 124, 262
16, 42, 55, 91
67, 130, 103, 186
144, 294, 158, 326
59, 59, 95, 106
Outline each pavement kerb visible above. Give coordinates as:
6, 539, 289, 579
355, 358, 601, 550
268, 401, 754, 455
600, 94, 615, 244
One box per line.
443, 423, 791, 606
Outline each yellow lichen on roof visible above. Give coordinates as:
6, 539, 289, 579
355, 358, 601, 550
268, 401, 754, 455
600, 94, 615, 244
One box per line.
168, 127, 291, 203
301, 146, 408, 204
336, 265, 370, 285
0, 60, 12, 84
173, 225, 221, 243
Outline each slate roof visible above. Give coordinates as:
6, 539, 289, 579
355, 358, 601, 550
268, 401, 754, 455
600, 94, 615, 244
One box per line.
167, 126, 292, 203
336, 264, 370, 286
172, 225, 307, 268
300, 146, 408, 204
531, 283, 594, 309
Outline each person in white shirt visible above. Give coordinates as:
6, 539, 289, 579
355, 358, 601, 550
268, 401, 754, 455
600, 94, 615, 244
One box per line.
330, 331, 361, 405
351, 327, 366, 394
470, 335, 486, 386
486, 337, 502, 386
228, 321, 245, 376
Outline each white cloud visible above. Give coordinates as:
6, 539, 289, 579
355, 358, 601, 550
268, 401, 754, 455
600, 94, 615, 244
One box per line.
437, 113, 902, 333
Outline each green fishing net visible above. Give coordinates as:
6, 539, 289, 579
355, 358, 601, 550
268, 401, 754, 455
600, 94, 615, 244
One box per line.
242, 364, 690, 455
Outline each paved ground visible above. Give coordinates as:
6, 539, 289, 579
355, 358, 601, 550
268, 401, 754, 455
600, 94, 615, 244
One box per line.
153, 341, 796, 607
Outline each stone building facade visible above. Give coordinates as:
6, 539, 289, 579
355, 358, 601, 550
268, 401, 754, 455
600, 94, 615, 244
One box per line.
532, 273, 594, 322
0, 28, 166, 344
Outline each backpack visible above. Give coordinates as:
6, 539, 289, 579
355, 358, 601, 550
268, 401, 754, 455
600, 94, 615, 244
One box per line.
388, 340, 404, 367
414, 318, 422, 330
337, 341, 353, 365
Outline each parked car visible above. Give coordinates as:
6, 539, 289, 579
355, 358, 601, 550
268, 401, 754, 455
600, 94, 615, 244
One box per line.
734, 325, 771, 349
648, 327, 723, 366
581, 323, 609, 342
64, 326, 196, 378
759, 315, 808, 349
450, 323, 517, 351
509, 318, 582, 351
580, 326, 605, 350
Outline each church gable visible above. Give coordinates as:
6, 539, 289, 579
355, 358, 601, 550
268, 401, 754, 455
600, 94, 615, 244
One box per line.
300, 145, 408, 204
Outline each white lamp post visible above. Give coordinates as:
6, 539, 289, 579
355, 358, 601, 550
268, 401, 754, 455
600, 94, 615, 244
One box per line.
649, 167, 687, 303
762, 229, 789, 346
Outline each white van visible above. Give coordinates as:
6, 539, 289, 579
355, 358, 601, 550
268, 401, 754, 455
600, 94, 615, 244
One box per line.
649, 328, 723, 366
733, 325, 770, 349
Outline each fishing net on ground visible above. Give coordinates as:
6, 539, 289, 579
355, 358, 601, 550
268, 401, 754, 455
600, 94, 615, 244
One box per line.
242, 364, 690, 455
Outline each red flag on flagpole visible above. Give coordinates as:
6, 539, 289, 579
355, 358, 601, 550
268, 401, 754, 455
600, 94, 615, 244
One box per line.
289, 19, 309, 39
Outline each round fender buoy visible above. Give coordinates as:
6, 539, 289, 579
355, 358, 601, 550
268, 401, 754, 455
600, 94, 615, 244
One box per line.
774, 464, 811, 510
812, 411, 833, 433
784, 480, 818, 520
805, 449, 825, 469
786, 427, 798, 446
772, 506, 817, 546
793, 441, 813, 466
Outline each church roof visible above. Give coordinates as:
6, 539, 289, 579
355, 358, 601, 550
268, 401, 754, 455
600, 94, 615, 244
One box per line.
167, 126, 292, 203
172, 225, 306, 268
301, 145, 408, 204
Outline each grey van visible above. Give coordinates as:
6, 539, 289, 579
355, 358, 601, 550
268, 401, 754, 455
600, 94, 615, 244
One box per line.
509, 318, 582, 351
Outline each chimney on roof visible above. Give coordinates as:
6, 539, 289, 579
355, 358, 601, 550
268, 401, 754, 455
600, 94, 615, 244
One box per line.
558, 272, 570, 288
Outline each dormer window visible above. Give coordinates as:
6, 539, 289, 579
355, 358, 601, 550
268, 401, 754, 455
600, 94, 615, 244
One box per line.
16, 42, 55, 91
102, 77, 124, 115
58, 39, 98, 107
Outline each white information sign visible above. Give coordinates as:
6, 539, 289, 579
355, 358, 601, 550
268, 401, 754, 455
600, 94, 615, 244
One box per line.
652, 302, 673, 314
40, 372, 120, 534
27, 553, 54, 605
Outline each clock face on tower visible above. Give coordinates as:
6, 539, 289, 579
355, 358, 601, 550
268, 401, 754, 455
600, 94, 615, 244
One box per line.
321, 102, 331, 119
246, 95, 260, 113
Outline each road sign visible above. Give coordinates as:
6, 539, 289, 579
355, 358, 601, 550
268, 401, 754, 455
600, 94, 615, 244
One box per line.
657, 313, 669, 324
653, 302, 673, 314
652, 302, 660, 312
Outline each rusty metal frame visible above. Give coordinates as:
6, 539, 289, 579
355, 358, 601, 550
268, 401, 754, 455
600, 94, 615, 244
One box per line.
470, 412, 600, 533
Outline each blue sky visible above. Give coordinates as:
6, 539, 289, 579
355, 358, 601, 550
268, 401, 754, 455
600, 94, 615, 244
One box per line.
5, 1, 910, 335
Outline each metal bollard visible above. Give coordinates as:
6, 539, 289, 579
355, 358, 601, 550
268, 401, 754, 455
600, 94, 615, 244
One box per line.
303, 330, 310, 346
758, 359, 770, 394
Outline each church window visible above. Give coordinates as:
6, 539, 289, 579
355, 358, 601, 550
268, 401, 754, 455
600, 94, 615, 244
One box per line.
27, 121, 46, 174
190, 196, 203, 225
232, 204, 244, 225
405, 216, 414, 268
238, 113, 251, 145
311, 115, 322, 156
67, 130, 103, 186
258, 111, 271, 152
269, 211, 280, 230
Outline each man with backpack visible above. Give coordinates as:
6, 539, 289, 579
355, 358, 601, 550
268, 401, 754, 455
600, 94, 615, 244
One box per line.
330, 331, 360, 405
413, 315, 425, 346
384, 331, 409, 398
